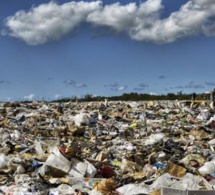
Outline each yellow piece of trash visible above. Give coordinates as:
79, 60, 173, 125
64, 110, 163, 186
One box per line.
3, 120, 11, 127
111, 159, 122, 166
130, 123, 137, 128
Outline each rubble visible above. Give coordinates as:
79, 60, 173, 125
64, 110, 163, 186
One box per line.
0, 99, 215, 194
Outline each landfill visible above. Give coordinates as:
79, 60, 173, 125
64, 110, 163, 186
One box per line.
0, 99, 215, 194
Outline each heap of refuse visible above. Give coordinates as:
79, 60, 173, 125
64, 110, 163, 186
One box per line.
0, 100, 215, 195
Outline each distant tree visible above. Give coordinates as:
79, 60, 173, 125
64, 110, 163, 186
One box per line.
84, 94, 93, 101
177, 91, 183, 95
53, 91, 206, 103
167, 93, 176, 100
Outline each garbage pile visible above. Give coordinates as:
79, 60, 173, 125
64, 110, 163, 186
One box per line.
0, 100, 215, 194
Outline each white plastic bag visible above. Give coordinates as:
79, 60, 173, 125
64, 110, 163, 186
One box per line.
0, 153, 8, 169
170, 173, 202, 190
144, 133, 165, 145
34, 140, 45, 155
150, 173, 177, 190
85, 160, 97, 178
116, 183, 149, 195
198, 161, 215, 176
49, 184, 75, 195
74, 113, 90, 127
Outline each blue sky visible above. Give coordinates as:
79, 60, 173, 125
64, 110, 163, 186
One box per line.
0, 0, 215, 101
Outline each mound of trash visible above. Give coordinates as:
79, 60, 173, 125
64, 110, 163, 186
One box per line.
0, 100, 215, 195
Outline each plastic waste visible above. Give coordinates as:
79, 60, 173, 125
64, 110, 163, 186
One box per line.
0, 153, 8, 169
196, 110, 211, 121
34, 140, 45, 155
144, 133, 165, 145
198, 160, 215, 176
74, 113, 90, 127
150, 173, 178, 191
0, 130, 11, 141
44, 146, 72, 174
170, 173, 202, 190
116, 183, 149, 195
0, 99, 215, 194
49, 184, 75, 195
85, 160, 97, 178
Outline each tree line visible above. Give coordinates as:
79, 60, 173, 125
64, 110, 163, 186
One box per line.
54, 91, 212, 103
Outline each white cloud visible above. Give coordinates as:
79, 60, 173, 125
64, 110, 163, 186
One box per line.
64, 79, 87, 88
202, 22, 215, 36
133, 83, 149, 91
54, 94, 63, 99
184, 81, 205, 89
5, 1, 101, 45
128, 0, 215, 43
108, 82, 119, 88
117, 86, 127, 91
87, 2, 137, 32
105, 82, 127, 91
92, 94, 98, 97
74, 83, 87, 88
64, 79, 76, 85
88, 0, 215, 43
6, 97, 12, 102
205, 82, 215, 86
4, 0, 215, 44
149, 92, 157, 95
111, 85, 127, 91
24, 94, 35, 100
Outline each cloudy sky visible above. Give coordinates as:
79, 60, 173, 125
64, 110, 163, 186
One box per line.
0, 0, 215, 101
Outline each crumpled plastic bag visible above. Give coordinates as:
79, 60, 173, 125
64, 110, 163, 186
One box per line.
149, 173, 178, 191
0, 153, 8, 169
144, 133, 165, 146
208, 139, 215, 146
198, 160, 215, 176
74, 113, 90, 127
196, 110, 211, 121
5, 184, 48, 195
85, 160, 97, 178
170, 173, 202, 190
49, 184, 75, 195
116, 183, 149, 195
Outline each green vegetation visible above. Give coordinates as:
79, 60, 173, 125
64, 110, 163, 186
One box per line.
53, 91, 212, 103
